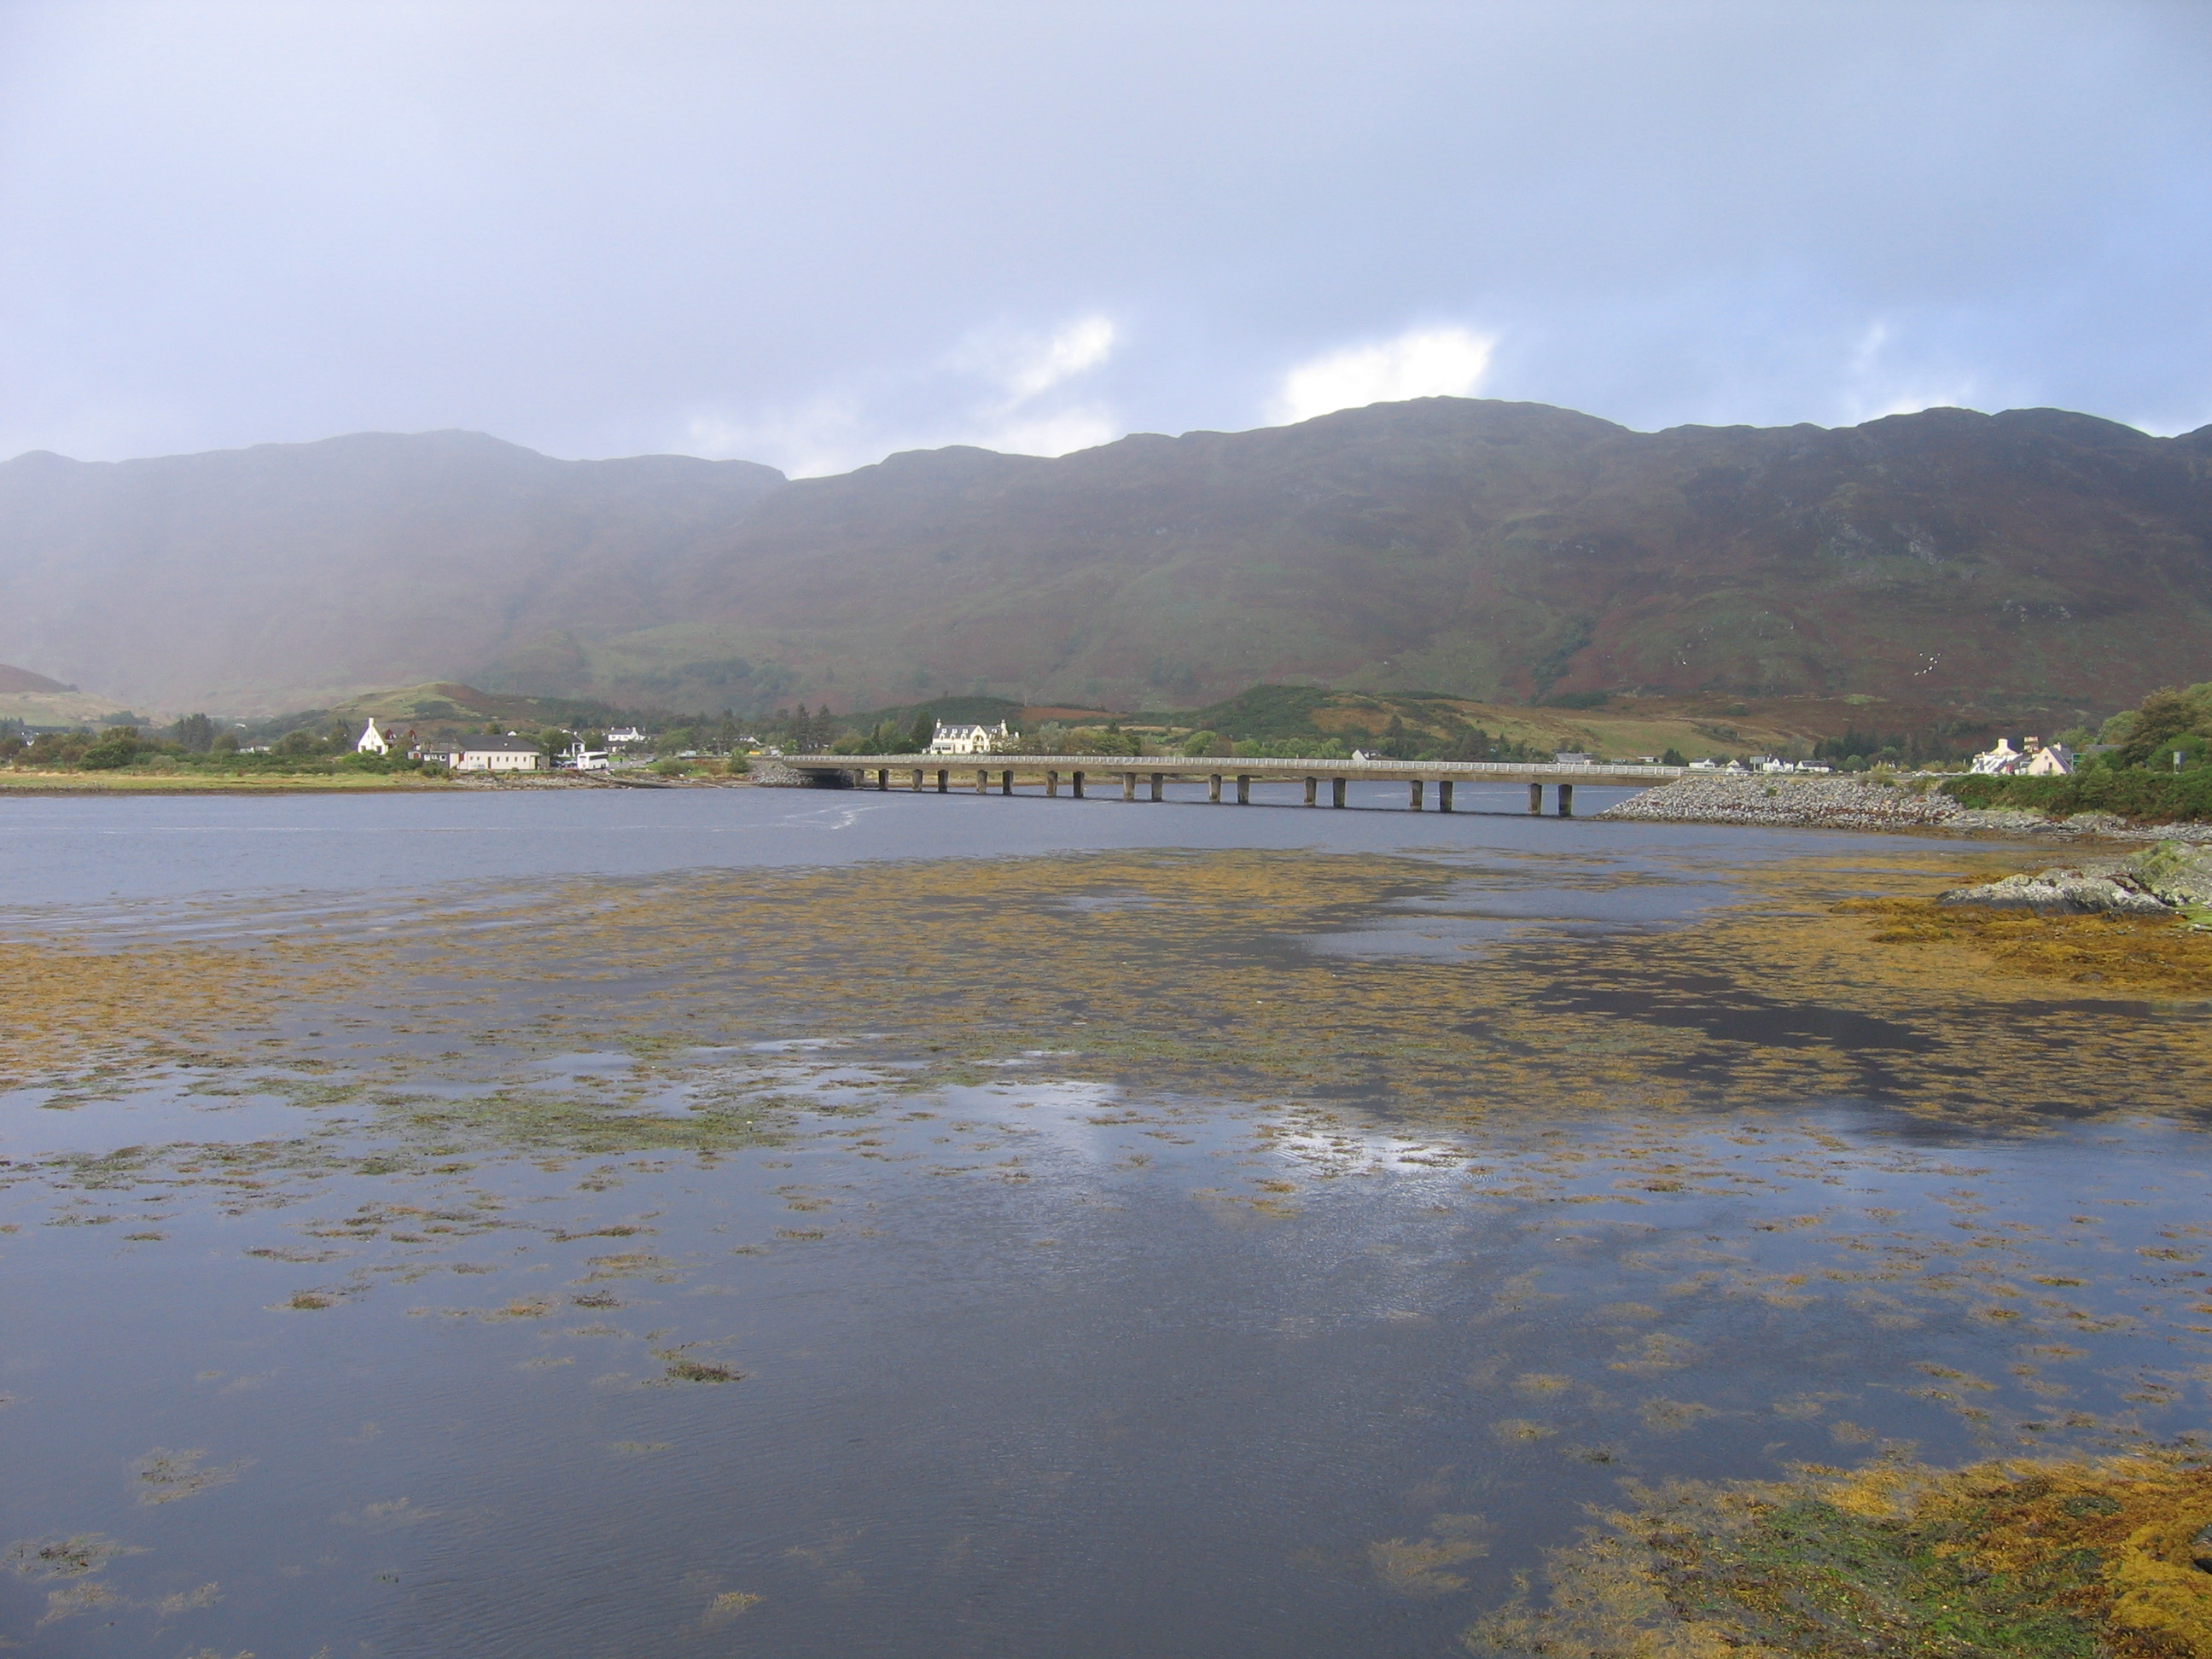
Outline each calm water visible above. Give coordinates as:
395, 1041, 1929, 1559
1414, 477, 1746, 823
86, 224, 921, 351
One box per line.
3, 789, 2206, 1656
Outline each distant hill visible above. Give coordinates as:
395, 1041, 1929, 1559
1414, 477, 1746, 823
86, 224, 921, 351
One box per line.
3, 401, 2209, 720
0, 662, 74, 694
0, 659, 148, 728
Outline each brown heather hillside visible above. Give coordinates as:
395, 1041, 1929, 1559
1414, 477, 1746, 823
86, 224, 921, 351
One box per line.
2, 400, 2207, 719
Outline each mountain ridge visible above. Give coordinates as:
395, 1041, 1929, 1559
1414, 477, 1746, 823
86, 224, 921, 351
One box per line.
3, 399, 2207, 718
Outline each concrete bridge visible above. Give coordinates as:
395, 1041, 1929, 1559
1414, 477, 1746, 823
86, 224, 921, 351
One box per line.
782, 754, 1685, 815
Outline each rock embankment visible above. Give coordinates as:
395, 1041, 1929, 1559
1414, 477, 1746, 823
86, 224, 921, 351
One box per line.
1598, 775, 1969, 831
1938, 842, 2212, 919
1599, 774, 2212, 844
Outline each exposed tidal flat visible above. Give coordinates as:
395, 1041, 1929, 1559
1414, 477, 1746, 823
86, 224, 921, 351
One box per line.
3, 789, 2211, 1656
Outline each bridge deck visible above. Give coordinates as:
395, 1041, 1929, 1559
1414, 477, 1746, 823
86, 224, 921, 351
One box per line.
784, 753, 1682, 784
781, 754, 1683, 815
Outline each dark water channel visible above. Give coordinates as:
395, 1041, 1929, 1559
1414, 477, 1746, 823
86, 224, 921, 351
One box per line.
2, 789, 2207, 1656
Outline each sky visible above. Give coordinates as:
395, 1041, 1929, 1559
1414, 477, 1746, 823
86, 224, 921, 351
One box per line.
1, 0, 2207, 475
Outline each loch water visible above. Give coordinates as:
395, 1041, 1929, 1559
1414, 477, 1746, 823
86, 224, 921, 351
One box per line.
3, 787, 2208, 1657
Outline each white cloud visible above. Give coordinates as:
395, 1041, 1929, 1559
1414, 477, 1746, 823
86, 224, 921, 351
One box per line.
1836, 320, 1982, 424
961, 314, 1118, 405
685, 311, 1123, 474
1267, 325, 1496, 425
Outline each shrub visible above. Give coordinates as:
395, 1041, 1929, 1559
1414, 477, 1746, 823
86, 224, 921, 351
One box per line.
1941, 770, 2212, 823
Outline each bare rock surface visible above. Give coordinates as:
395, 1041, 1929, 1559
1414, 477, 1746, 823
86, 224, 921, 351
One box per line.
1938, 842, 2212, 917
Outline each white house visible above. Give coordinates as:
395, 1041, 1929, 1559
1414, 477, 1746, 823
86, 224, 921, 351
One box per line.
606, 727, 649, 747
448, 736, 544, 772
928, 720, 1012, 755
1970, 737, 2023, 775
355, 719, 390, 755
2022, 737, 2075, 776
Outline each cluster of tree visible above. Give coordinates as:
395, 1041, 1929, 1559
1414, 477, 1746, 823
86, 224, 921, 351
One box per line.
2087, 683, 2212, 773
1942, 684, 2212, 822
1810, 725, 1990, 771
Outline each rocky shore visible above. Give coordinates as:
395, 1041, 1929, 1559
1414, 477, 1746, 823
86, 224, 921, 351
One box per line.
1598, 773, 2212, 844
1936, 841, 2212, 919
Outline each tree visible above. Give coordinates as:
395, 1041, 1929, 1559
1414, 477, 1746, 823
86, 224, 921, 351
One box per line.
1661, 748, 1688, 767
2115, 684, 2212, 771
911, 709, 936, 750
81, 727, 142, 770
170, 713, 216, 753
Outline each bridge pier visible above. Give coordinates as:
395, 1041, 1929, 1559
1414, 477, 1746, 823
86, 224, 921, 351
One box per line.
1121, 772, 1137, 800
1528, 783, 1543, 815
975, 769, 989, 793
1150, 773, 1164, 801
1000, 770, 1013, 795
876, 768, 888, 790
1408, 779, 1424, 810
1208, 774, 1222, 804
1331, 777, 1346, 808
911, 768, 924, 791
1046, 770, 1060, 797
1438, 780, 1453, 812
936, 769, 949, 794
1071, 771, 1085, 799
1237, 775, 1251, 804
1557, 782, 1574, 817
1303, 777, 1317, 806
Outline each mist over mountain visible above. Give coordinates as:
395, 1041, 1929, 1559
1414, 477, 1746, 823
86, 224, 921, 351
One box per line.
3, 399, 2207, 719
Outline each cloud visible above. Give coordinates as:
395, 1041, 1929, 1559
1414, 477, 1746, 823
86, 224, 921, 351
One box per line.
685, 311, 1122, 475
958, 314, 1118, 405
1267, 326, 1496, 426
1835, 320, 1983, 424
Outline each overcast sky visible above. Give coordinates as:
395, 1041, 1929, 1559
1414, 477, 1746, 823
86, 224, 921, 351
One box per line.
2, 0, 2207, 474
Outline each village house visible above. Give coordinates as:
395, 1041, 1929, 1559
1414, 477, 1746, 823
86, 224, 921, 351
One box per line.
1970, 736, 2075, 777
928, 720, 1012, 755
355, 718, 389, 754
420, 735, 545, 772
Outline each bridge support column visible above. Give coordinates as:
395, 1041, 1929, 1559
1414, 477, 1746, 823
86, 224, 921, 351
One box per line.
936, 769, 948, 794
1438, 780, 1453, 812
975, 769, 989, 793
1528, 783, 1544, 815
1071, 771, 1085, 799
1409, 779, 1424, 810
1331, 777, 1346, 808
1303, 777, 1317, 806
1121, 772, 1137, 800
1208, 774, 1222, 803
876, 769, 888, 790
1237, 775, 1250, 804
911, 769, 924, 791
1557, 782, 1574, 817
1000, 770, 1013, 795
1046, 771, 1060, 797
1150, 773, 1164, 801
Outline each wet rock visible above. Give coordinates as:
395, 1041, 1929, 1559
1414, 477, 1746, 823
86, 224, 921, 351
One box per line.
1936, 870, 2171, 915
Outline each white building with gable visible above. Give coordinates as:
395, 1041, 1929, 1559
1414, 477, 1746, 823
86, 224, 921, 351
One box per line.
356, 719, 390, 754
928, 720, 1013, 755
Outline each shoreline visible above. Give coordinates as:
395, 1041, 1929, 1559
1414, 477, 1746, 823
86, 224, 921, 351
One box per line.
1596, 771, 2212, 843
0, 770, 754, 795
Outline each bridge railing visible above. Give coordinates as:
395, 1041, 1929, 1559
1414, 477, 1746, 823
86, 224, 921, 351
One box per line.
783, 753, 1685, 781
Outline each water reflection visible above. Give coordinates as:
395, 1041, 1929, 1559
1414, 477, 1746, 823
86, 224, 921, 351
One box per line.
2, 795, 2207, 1656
